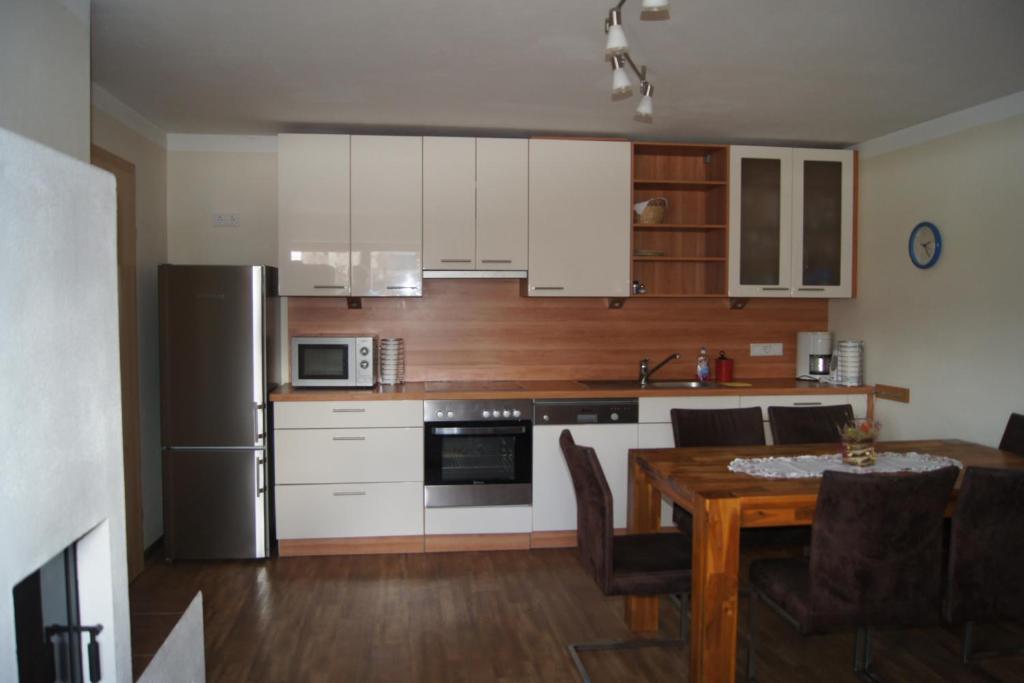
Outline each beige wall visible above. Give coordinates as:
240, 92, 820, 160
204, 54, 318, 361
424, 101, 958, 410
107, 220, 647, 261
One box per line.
831, 114, 1024, 446
167, 150, 278, 265
91, 107, 168, 547
0, 0, 90, 161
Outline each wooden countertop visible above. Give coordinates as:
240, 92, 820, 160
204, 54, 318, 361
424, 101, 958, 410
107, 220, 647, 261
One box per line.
269, 378, 873, 402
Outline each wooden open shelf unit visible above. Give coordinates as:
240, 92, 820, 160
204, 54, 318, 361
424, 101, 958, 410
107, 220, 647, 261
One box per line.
631, 143, 729, 297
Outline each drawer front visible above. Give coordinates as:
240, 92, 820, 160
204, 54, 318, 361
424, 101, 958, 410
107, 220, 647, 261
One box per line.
275, 482, 424, 539
738, 394, 868, 420
425, 506, 532, 535
275, 428, 423, 484
274, 400, 423, 429
639, 396, 741, 424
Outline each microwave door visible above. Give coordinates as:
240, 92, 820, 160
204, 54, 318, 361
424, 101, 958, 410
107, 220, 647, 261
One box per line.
293, 339, 356, 386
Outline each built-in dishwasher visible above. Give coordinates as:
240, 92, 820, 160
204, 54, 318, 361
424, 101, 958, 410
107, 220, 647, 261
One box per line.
532, 398, 639, 533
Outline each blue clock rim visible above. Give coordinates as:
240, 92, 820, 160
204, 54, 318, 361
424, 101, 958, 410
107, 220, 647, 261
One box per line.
909, 221, 942, 269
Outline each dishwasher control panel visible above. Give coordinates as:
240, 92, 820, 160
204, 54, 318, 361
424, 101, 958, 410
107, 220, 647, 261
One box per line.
533, 398, 639, 425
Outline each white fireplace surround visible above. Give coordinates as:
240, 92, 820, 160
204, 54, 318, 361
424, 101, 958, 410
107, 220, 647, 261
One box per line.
0, 128, 132, 681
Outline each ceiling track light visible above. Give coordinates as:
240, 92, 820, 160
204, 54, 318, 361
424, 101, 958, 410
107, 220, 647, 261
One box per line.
602, 0, 669, 121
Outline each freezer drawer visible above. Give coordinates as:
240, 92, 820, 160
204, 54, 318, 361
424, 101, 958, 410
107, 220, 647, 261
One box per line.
163, 448, 267, 560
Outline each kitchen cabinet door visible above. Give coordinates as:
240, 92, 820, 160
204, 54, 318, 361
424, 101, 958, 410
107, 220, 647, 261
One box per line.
528, 139, 631, 297
791, 149, 854, 298
351, 135, 423, 296
476, 138, 528, 270
423, 137, 477, 270
277, 134, 351, 296
728, 146, 793, 297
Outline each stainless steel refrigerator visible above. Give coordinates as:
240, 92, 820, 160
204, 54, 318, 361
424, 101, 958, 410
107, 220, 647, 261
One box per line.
159, 265, 279, 560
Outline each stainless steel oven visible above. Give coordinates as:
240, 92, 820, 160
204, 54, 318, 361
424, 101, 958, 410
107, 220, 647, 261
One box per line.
423, 400, 532, 508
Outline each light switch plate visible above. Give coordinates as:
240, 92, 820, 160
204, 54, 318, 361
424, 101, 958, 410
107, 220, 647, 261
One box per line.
213, 213, 241, 227
750, 342, 783, 357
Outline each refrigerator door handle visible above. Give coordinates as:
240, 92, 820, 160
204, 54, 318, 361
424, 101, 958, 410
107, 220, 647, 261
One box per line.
256, 456, 266, 496
253, 402, 265, 445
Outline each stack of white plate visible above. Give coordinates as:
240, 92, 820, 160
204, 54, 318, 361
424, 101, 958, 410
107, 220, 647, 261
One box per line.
379, 338, 405, 385
834, 340, 864, 386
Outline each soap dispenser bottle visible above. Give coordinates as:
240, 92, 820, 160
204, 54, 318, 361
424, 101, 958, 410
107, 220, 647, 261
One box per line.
696, 346, 710, 382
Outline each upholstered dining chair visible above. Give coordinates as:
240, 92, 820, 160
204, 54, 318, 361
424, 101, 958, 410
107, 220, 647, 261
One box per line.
945, 466, 1024, 664
746, 466, 959, 682
559, 430, 691, 683
669, 407, 808, 548
999, 413, 1024, 456
768, 404, 854, 445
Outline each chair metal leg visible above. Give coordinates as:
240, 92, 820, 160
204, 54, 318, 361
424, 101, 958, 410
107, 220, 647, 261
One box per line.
852, 628, 884, 683
959, 619, 1024, 665
567, 595, 688, 683
963, 621, 974, 665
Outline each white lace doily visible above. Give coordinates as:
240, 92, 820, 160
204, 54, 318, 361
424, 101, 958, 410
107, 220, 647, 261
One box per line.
727, 452, 963, 479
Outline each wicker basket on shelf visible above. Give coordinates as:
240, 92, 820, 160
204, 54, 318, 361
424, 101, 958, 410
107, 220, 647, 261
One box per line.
634, 197, 667, 225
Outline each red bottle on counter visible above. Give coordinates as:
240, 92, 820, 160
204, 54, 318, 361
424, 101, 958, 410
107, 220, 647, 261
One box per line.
714, 351, 734, 382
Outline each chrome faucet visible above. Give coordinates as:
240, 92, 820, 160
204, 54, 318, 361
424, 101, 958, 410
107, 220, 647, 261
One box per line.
639, 353, 681, 387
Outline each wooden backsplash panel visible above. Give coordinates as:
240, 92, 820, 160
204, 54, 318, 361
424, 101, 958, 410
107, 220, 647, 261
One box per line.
288, 280, 828, 381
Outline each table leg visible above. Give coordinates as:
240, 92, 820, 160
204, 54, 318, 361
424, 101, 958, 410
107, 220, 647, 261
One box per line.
626, 453, 661, 633
690, 496, 741, 683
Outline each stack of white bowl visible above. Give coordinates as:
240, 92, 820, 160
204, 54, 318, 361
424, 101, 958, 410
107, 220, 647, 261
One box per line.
834, 340, 864, 386
379, 338, 405, 385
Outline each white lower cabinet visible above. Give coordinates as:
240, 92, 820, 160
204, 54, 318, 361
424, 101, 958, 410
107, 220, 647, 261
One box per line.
739, 393, 869, 444
275, 482, 423, 539
532, 423, 639, 532
425, 506, 532, 535
273, 400, 424, 542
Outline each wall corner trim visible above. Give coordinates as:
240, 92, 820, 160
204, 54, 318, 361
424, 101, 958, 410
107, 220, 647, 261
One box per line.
91, 84, 167, 149
166, 134, 278, 154
852, 90, 1024, 160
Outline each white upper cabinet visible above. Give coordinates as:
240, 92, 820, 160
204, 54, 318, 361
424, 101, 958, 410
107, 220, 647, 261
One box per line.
528, 139, 631, 297
476, 138, 528, 270
422, 137, 529, 272
423, 137, 476, 270
350, 135, 423, 296
728, 146, 854, 298
277, 134, 351, 296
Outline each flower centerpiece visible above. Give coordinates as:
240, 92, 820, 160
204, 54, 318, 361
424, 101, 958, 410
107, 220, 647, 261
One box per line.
840, 418, 881, 466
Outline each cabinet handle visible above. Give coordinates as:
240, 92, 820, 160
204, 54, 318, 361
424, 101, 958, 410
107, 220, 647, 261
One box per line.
332, 436, 367, 441
332, 491, 367, 497
532, 286, 565, 291
440, 259, 472, 263
760, 287, 789, 291
313, 285, 349, 290
481, 259, 512, 264
386, 286, 419, 290
798, 287, 826, 292
793, 402, 823, 406
332, 408, 366, 413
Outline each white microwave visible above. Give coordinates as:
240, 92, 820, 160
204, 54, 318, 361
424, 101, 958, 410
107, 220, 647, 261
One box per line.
291, 336, 377, 388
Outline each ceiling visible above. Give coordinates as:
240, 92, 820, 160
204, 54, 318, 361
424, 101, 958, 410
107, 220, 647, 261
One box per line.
91, 0, 1024, 146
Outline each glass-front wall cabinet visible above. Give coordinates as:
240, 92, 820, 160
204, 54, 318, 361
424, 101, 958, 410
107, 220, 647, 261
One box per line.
729, 146, 853, 298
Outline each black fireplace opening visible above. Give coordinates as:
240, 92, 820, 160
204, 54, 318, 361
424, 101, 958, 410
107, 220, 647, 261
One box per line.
12, 545, 83, 683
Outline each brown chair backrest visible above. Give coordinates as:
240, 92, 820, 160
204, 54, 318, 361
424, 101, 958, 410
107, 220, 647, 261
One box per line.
945, 466, 1024, 624
999, 413, 1024, 456
768, 404, 854, 445
671, 407, 766, 448
808, 466, 959, 629
559, 429, 614, 592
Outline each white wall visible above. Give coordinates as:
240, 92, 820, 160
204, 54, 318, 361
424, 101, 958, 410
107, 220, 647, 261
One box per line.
91, 105, 169, 547
0, 0, 91, 162
1, 128, 132, 682
166, 137, 278, 266
832, 113, 1024, 446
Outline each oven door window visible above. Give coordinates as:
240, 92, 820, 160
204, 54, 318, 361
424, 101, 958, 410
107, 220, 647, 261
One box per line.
426, 423, 531, 485
298, 344, 349, 381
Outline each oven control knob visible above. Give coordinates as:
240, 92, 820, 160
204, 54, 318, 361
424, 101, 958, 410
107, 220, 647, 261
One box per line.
360, 347, 370, 356
359, 360, 370, 369
610, 412, 619, 422
512, 409, 521, 418
482, 410, 491, 418
446, 411, 454, 418
542, 414, 550, 422
436, 410, 444, 418
502, 410, 511, 418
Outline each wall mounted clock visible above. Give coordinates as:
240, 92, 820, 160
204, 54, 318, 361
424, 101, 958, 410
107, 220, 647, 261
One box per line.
909, 221, 942, 269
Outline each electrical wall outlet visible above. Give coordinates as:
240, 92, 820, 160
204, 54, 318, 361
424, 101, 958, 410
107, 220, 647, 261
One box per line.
213, 213, 241, 227
750, 342, 784, 357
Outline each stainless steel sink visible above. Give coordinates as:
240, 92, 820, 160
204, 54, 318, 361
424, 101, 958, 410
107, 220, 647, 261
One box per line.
580, 379, 720, 390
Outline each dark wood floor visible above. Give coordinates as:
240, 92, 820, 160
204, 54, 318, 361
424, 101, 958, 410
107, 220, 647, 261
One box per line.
130, 548, 1024, 682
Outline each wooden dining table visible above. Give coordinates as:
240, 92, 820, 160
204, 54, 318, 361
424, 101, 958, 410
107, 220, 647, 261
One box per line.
625, 439, 1024, 683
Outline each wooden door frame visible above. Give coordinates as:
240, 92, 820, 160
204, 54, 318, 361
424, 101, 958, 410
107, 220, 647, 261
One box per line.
90, 144, 145, 581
